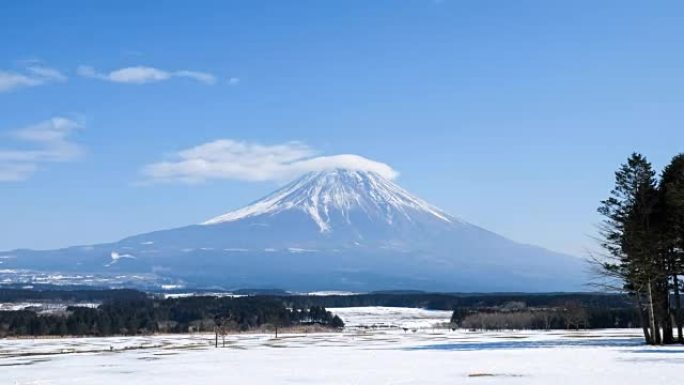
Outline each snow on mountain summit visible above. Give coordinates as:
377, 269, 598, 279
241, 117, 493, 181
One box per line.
202, 168, 454, 231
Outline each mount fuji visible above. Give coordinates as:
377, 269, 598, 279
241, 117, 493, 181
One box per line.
0, 169, 587, 291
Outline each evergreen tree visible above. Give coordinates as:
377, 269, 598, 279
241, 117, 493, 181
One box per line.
659, 154, 684, 343
598, 153, 660, 344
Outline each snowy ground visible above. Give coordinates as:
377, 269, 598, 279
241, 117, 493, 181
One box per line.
330, 306, 453, 329
0, 302, 99, 312
2, 307, 684, 385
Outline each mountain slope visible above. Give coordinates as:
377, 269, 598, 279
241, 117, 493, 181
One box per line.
203, 169, 453, 229
0, 169, 588, 291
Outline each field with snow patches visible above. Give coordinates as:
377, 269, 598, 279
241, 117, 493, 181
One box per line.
2, 307, 684, 384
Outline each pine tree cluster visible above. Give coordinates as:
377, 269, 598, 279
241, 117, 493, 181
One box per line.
598, 153, 684, 344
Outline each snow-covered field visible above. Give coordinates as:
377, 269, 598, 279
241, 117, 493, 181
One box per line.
2, 307, 683, 385
330, 306, 453, 329
0, 302, 99, 312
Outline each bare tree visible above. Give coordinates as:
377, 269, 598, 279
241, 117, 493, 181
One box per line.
214, 314, 231, 348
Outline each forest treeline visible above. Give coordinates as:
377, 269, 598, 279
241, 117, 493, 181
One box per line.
282, 292, 634, 310
449, 301, 637, 330
0, 289, 642, 337
597, 153, 684, 345
0, 289, 636, 310
0, 295, 343, 338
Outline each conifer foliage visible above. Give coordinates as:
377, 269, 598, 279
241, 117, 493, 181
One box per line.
598, 153, 684, 344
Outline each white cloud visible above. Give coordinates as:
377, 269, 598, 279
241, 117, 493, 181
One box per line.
142, 139, 398, 184
0, 117, 84, 182
25, 66, 67, 82
175, 70, 217, 85
0, 72, 38, 92
0, 163, 38, 182
227, 77, 240, 86
0, 66, 66, 92
78, 65, 217, 85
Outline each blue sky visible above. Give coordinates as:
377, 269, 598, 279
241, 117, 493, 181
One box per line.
1, 0, 683, 256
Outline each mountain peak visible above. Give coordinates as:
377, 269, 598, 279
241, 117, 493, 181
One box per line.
201, 168, 454, 231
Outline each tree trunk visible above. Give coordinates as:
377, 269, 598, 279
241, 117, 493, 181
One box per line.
663, 286, 674, 344
674, 274, 684, 343
636, 294, 652, 344
647, 280, 659, 345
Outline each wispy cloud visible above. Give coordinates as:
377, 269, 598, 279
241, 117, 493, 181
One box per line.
142, 139, 398, 184
0, 117, 84, 182
0, 66, 67, 93
77, 65, 217, 85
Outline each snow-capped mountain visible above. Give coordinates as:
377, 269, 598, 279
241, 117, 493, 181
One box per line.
203, 169, 453, 230
0, 169, 588, 291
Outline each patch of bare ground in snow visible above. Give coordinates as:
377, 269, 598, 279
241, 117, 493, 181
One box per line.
468, 373, 524, 378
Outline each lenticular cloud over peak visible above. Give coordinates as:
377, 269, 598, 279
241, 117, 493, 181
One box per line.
290, 154, 398, 180
142, 139, 398, 183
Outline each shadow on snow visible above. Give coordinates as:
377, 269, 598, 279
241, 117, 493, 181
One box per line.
407, 337, 644, 352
